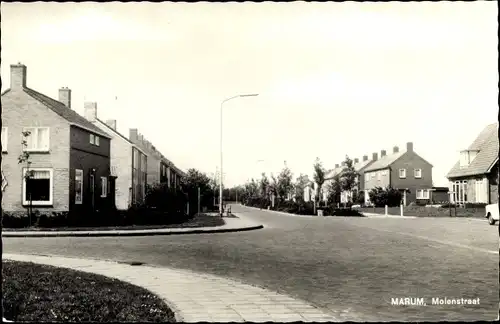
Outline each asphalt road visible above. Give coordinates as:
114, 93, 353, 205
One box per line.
3, 205, 498, 321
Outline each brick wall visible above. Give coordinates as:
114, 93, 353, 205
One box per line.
1, 88, 70, 212
364, 168, 390, 191
69, 126, 111, 212
390, 151, 433, 204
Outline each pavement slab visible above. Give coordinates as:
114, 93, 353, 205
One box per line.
3, 253, 337, 322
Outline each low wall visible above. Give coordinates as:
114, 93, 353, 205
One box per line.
357, 206, 485, 218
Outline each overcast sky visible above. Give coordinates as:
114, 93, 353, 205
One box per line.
2, 2, 497, 187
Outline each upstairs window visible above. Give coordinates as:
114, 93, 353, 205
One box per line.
399, 169, 406, 179
460, 150, 478, 168
414, 169, 422, 178
23, 127, 50, 152
90, 134, 100, 146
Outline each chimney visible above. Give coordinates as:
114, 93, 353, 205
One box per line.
393, 146, 399, 153
406, 142, 413, 152
105, 119, 117, 130
354, 158, 359, 164
129, 128, 138, 142
381, 150, 387, 157
363, 155, 368, 161
335, 164, 339, 168
372, 152, 378, 161
58, 87, 71, 108
84, 102, 97, 122
10, 63, 27, 89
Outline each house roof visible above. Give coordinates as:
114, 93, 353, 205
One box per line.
95, 118, 146, 155
447, 123, 499, 178
22, 87, 110, 138
363, 151, 406, 172
324, 159, 374, 180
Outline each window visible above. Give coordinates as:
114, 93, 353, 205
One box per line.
89, 134, 95, 144
414, 169, 422, 178
365, 173, 369, 181
452, 180, 468, 203
101, 176, 107, 197
416, 189, 429, 199
1, 127, 7, 152
371, 172, 375, 179
75, 169, 83, 204
377, 171, 381, 181
399, 169, 406, 178
23, 168, 53, 205
23, 127, 49, 152
95, 136, 100, 146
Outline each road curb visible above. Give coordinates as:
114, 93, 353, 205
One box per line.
1, 224, 264, 238
3, 253, 336, 322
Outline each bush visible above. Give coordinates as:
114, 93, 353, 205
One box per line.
368, 186, 402, 207
323, 207, 363, 217
439, 202, 487, 209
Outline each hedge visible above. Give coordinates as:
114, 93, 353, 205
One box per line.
243, 198, 363, 217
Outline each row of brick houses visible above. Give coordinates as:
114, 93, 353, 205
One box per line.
305, 142, 446, 206
1, 63, 185, 214
304, 122, 498, 207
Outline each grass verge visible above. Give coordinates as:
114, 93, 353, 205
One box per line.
3, 213, 225, 232
2, 260, 176, 322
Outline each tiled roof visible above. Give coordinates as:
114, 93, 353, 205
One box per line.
354, 160, 373, 172
363, 151, 406, 172
447, 123, 499, 178
23, 87, 110, 138
325, 159, 373, 180
95, 119, 146, 154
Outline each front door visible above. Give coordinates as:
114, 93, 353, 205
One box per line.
90, 174, 95, 212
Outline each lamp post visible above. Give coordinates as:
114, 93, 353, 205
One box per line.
220, 93, 259, 216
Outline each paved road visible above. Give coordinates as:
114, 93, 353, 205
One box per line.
3, 205, 498, 321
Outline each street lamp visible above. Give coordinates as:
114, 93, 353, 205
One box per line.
219, 93, 259, 216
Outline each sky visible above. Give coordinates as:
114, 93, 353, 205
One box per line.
1, 2, 498, 187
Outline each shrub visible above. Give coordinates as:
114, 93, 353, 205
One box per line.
368, 186, 402, 207
323, 207, 363, 217
439, 202, 487, 209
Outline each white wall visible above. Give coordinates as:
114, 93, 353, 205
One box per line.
94, 121, 133, 210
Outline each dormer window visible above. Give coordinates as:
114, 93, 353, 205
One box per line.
460, 150, 479, 168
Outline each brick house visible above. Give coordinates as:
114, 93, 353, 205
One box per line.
323, 156, 375, 204
128, 129, 185, 190
446, 123, 498, 205
363, 142, 433, 206
1, 63, 113, 214
84, 106, 148, 210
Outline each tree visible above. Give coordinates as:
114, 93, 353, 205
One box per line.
294, 174, 309, 202
259, 172, 270, 199
276, 164, 294, 201
181, 168, 214, 213
312, 157, 326, 213
18, 130, 34, 225
368, 186, 402, 207
339, 156, 357, 204
326, 174, 342, 207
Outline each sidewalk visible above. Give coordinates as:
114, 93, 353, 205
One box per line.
3, 253, 336, 322
1, 216, 263, 238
